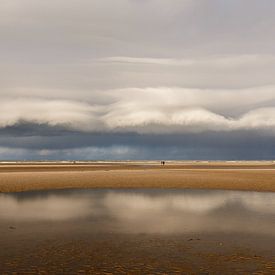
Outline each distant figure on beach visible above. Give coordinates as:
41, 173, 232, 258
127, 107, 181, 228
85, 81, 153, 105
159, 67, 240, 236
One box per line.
161, 161, 165, 166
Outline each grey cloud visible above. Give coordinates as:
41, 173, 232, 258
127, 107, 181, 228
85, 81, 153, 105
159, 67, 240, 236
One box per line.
1, 128, 275, 160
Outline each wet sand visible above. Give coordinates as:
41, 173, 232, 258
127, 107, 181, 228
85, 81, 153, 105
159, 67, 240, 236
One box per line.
1, 188, 275, 274
1, 161, 275, 192
1, 231, 274, 274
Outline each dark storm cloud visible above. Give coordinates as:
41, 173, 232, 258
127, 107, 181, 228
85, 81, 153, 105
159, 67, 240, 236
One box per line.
1, 123, 275, 160
1, 0, 275, 159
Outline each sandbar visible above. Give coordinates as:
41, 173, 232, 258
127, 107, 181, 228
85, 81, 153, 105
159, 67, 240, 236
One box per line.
1, 161, 275, 192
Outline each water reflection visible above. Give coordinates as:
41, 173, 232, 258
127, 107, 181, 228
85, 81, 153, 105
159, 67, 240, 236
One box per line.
0, 189, 275, 235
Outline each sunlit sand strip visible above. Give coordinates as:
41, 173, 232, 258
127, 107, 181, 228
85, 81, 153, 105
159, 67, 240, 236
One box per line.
1, 167, 275, 193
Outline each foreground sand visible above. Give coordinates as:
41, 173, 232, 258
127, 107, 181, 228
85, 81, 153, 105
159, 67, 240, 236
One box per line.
1, 166, 275, 273
1, 230, 274, 274
1, 161, 275, 192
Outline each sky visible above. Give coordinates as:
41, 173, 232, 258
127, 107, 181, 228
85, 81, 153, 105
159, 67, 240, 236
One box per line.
1, 0, 275, 160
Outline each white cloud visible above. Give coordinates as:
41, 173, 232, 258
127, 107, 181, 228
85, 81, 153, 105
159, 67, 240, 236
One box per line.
102, 106, 275, 134
106, 86, 275, 114
100, 54, 275, 69
0, 97, 102, 131
1, 86, 275, 134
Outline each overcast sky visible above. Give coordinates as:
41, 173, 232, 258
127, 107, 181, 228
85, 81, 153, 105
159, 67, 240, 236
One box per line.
1, 0, 275, 160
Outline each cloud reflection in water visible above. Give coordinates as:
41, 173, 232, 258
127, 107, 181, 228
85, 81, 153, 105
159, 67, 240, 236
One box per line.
0, 189, 274, 235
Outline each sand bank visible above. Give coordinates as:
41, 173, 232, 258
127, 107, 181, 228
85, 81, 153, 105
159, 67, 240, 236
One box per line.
1, 162, 275, 192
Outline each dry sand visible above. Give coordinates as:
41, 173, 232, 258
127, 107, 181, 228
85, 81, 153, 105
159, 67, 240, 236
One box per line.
1, 161, 275, 192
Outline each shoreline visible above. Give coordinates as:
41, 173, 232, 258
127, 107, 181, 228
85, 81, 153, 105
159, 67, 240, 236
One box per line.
1, 162, 275, 193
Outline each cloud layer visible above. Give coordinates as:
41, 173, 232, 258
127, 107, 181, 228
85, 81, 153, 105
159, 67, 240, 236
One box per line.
2, 86, 275, 135
1, 0, 275, 159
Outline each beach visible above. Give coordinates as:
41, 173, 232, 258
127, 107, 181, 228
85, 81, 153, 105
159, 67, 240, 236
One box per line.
1, 161, 275, 193
1, 162, 275, 274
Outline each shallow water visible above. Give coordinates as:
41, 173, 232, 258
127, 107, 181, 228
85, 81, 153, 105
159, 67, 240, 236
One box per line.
1, 189, 275, 273
1, 189, 275, 235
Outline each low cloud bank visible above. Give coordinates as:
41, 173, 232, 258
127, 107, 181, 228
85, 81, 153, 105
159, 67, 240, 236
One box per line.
1, 86, 275, 134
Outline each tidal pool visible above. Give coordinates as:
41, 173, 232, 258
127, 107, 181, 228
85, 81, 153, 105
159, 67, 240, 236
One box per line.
0, 189, 274, 273
1, 189, 275, 235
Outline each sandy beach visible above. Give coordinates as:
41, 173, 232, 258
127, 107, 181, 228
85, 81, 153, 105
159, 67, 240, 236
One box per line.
1, 161, 275, 193
1, 164, 275, 274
